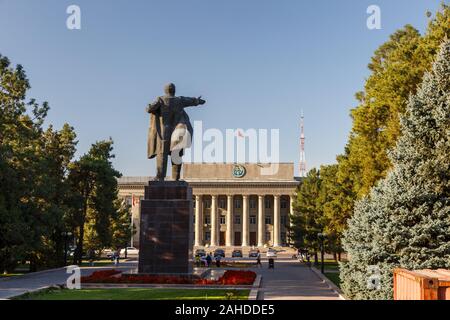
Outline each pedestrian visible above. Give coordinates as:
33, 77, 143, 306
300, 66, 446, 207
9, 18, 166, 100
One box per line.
256, 250, 262, 268
215, 254, 221, 268
268, 258, 275, 270
195, 255, 201, 267
206, 253, 212, 267
87, 248, 95, 266
114, 249, 120, 266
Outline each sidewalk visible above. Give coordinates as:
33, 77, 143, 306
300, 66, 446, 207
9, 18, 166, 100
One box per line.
255, 259, 342, 300
0, 262, 136, 299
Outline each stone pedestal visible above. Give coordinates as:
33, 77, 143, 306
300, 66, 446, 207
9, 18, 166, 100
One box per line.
138, 181, 193, 274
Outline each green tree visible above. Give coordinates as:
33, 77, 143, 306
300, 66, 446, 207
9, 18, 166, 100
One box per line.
319, 164, 354, 260
111, 199, 134, 252
341, 39, 450, 300
291, 169, 324, 263
336, 4, 450, 204
67, 140, 122, 264
0, 54, 77, 271
31, 124, 77, 268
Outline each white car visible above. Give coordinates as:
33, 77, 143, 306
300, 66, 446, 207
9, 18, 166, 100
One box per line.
266, 249, 277, 258
120, 247, 139, 257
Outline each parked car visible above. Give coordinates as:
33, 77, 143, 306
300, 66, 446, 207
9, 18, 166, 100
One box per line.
232, 250, 243, 258
120, 247, 139, 257
195, 249, 206, 257
213, 248, 225, 258
103, 249, 114, 259
249, 250, 259, 258
266, 248, 277, 258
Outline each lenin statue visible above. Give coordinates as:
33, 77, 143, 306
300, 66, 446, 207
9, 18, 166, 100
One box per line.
146, 83, 206, 181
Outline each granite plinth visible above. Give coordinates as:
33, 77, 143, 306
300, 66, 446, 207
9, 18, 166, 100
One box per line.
138, 181, 193, 274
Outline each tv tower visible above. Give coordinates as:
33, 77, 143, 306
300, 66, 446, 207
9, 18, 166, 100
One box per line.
299, 111, 306, 178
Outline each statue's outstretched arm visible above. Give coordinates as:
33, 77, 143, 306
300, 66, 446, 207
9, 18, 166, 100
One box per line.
181, 96, 206, 108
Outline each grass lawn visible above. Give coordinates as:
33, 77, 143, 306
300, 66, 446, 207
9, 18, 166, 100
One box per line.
14, 288, 250, 300
312, 259, 341, 289
79, 259, 115, 267
324, 272, 341, 288
313, 259, 340, 270
0, 273, 24, 278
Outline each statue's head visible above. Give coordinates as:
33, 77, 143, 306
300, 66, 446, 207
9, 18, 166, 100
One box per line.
164, 83, 176, 96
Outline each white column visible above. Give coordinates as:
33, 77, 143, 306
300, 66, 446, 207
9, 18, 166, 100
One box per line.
194, 195, 203, 247
257, 195, 265, 247
273, 195, 281, 247
288, 195, 295, 245
242, 195, 249, 247
226, 195, 233, 247
210, 195, 218, 247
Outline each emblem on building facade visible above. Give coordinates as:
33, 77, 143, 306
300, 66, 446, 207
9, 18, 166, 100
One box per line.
232, 165, 246, 178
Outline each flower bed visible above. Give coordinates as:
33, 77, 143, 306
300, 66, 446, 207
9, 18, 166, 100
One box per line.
197, 270, 256, 285
81, 269, 122, 283
81, 269, 256, 286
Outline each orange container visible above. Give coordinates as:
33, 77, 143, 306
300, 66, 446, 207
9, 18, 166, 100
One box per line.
394, 268, 450, 300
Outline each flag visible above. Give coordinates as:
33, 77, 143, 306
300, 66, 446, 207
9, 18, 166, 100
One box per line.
132, 195, 140, 207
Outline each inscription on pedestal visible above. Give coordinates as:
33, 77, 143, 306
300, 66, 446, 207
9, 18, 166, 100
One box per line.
138, 181, 193, 274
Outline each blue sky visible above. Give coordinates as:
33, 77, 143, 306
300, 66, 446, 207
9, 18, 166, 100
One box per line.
0, 0, 445, 176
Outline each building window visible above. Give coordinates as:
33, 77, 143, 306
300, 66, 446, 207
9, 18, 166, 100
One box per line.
265, 216, 272, 224
204, 216, 210, 225
281, 215, 288, 226
234, 215, 241, 224
281, 200, 287, 209
265, 232, 271, 241
250, 198, 257, 209
204, 199, 211, 209
219, 198, 226, 209
250, 216, 256, 224
220, 216, 226, 225
235, 199, 241, 209
265, 198, 271, 209
281, 232, 286, 243
205, 232, 211, 241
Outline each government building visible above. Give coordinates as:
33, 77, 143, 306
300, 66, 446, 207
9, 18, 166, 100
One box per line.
118, 163, 300, 251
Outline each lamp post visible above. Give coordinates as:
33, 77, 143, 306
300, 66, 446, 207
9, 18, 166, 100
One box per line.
317, 233, 326, 274
62, 231, 73, 266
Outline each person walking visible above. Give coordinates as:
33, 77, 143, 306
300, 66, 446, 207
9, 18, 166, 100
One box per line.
195, 255, 201, 267
206, 253, 212, 268
215, 254, 222, 268
87, 249, 95, 267
113, 249, 120, 267
268, 257, 275, 270
256, 250, 262, 268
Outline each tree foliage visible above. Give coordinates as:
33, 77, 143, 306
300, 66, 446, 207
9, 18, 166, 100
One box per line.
0, 54, 129, 272
341, 39, 450, 300
339, 6, 450, 200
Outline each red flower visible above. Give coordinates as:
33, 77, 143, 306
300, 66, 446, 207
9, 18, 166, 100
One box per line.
80, 269, 256, 285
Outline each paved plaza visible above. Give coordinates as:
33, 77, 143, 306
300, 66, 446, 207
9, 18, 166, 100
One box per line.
0, 258, 341, 300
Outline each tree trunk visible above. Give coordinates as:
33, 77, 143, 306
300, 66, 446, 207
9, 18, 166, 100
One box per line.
74, 197, 88, 265
29, 257, 37, 273
333, 252, 337, 262
76, 223, 84, 265
314, 252, 318, 265
338, 252, 342, 262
